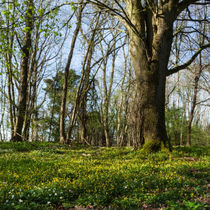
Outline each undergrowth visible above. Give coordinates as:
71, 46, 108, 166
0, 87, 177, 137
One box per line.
0, 142, 209, 209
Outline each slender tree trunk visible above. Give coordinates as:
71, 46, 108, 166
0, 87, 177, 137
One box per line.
117, 39, 128, 146
78, 51, 92, 144
6, 45, 15, 138
5, 0, 16, 139
102, 35, 116, 147
66, 40, 92, 142
23, 61, 38, 140
186, 64, 202, 146
78, 15, 100, 144
31, 106, 38, 141
116, 77, 126, 146
23, 25, 40, 140
0, 78, 7, 141
180, 99, 186, 146
11, 0, 34, 142
59, 2, 84, 144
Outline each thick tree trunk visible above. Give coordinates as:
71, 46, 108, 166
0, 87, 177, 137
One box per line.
129, 40, 171, 149
126, 0, 175, 150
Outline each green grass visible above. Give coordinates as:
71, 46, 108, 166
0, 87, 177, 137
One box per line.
0, 142, 209, 209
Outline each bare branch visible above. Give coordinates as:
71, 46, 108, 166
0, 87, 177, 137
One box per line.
86, 0, 141, 37
176, 0, 198, 16
167, 42, 210, 76
196, 98, 210, 106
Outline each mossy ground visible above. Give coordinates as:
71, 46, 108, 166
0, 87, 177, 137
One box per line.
0, 142, 209, 209
141, 140, 162, 154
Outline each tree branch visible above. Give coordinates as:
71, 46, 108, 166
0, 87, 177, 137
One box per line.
166, 42, 210, 76
176, 0, 198, 16
196, 98, 210, 106
86, 0, 141, 37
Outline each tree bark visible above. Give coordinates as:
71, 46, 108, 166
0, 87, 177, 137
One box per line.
83, 0, 209, 151
11, 0, 34, 142
116, 43, 128, 146
102, 39, 116, 147
78, 14, 100, 144
126, 0, 176, 149
6, 32, 15, 138
186, 63, 202, 146
5, 0, 17, 139
59, 2, 84, 144
23, 23, 40, 141
66, 36, 94, 143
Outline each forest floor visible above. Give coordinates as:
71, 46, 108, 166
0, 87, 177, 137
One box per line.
0, 142, 209, 209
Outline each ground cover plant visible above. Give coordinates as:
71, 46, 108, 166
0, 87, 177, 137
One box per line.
0, 142, 209, 209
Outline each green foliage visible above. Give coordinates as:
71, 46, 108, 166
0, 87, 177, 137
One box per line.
44, 70, 79, 104
166, 106, 187, 145
190, 124, 210, 146
0, 143, 209, 209
0, 0, 65, 77
86, 111, 105, 146
39, 70, 79, 141
165, 201, 208, 210
165, 106, 209, 146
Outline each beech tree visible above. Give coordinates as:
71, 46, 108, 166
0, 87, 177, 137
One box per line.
84, 0, 210, 150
